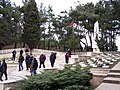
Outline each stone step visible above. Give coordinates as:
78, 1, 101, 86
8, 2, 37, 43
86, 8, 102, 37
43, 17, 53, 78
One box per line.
109, 70, 120, 73
5, 87, 11, 90
95, 83, 120, 90
92, 73, 107, 77
8, 75, 27, 80
103, 77, 120, 84
108, 72, 120, 78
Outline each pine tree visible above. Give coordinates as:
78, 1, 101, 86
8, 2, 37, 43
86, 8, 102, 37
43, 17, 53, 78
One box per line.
23, 0, 41, 51
0, 0, 14, 49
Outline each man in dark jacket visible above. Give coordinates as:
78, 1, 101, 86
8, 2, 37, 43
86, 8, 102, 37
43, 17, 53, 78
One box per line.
25, 48, 29, 55
12, 49, 16, 60
31, 58, 38, 76
1, 59, 7, 80
25, 53, 30, 70
18, 55, 24, 71
50, 52, 57, 68
0, 61, 3, 81
20, 49, 23, 55
65, 52, 70, 64
39, 54, 46, 68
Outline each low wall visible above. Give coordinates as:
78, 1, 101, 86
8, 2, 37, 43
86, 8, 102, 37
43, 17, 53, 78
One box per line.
0, 81, 17, 90
72, 52, 93, 62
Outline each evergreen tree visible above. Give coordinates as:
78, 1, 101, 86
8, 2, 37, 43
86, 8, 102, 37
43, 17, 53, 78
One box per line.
23, 0, 41, 51
11, 6, 22, 48
0, 0, 14, 49
46, 5, 55, 50
38, 3, 47, 49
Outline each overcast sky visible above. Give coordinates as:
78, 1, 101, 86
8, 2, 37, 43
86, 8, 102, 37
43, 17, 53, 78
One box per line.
10, 0, 99, 14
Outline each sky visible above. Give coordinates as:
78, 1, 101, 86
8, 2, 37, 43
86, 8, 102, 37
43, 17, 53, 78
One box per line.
10, 0, 99, 14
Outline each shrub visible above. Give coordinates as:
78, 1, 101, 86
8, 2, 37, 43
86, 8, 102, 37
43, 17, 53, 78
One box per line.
12, 64, 93, 90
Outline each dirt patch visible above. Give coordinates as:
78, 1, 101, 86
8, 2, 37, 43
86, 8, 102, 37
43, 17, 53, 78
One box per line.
90, 76, 104, 89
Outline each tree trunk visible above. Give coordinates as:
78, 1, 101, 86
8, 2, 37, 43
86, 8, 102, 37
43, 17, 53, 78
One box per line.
74, 49, 75, 52
23, 42, 26, 48
30, 49, 33, 55
43, 29, 46, 49
63, 43, 66, 51
43, 37, 45, 49
48, 39, 50, 50
57, 42, 60, 51
0, 45, 2, 50
14, 43, 17, 49
79, 43, 83, 52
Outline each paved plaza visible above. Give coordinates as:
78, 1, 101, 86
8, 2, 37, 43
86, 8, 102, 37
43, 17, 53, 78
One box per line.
0, 49, 75, 90
0, 49, 120, 90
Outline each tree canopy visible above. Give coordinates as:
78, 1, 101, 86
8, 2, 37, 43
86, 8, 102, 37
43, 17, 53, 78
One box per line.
0, 0, 120, 52
22, 0, 41, 50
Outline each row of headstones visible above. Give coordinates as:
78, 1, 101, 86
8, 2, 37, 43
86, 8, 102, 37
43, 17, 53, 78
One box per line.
79, 53, 120, 68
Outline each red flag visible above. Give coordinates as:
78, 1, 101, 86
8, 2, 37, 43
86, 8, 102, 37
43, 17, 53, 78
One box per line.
70, 21, 74, 27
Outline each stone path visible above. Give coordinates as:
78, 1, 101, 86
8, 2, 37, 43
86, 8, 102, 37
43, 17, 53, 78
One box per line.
0, 49, 120, 90
95, 62, 120, 90
0, 49, 75, 90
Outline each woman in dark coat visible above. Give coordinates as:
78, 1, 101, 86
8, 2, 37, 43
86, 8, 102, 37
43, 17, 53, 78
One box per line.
39, 54, 46, 68
50, 52, 56, 68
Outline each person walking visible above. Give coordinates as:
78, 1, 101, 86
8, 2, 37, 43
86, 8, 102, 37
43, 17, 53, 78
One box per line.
20, 49, 23, 55
0, 61, 3, 81
25, 53, 30, 70
65, 52, 70, 64
68, 48, 71, 58
50, 52, 57, 68
25, 48, 29, 55
1, 59, 7, 80
12, 49, 16, 61
18, 55, 24, 71
39, 53, 46, 68
30, 58, 38, 76
29, 54, 33, 69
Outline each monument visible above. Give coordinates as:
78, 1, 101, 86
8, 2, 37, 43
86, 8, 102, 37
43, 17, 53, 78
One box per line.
92, 21, 100, 53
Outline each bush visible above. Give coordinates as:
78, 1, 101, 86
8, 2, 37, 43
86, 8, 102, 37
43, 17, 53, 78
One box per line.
12, 64, 93, 90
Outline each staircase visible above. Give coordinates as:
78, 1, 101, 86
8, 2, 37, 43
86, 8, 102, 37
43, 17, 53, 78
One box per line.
95, 62, 120, 90
103, 70, 120, 84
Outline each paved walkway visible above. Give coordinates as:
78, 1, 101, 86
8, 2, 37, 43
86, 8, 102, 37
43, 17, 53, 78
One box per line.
0, 49, 75, 84
1, 49, 120, 90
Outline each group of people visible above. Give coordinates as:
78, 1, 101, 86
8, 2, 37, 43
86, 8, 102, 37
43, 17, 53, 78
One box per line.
17, 48, 57, 76
0, 48, 72, 81
13, 48, 71, 76
39, 52, 57, 68
0, 59, 7, 81
17, 49, 38, 76
12, 49, 23, 61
